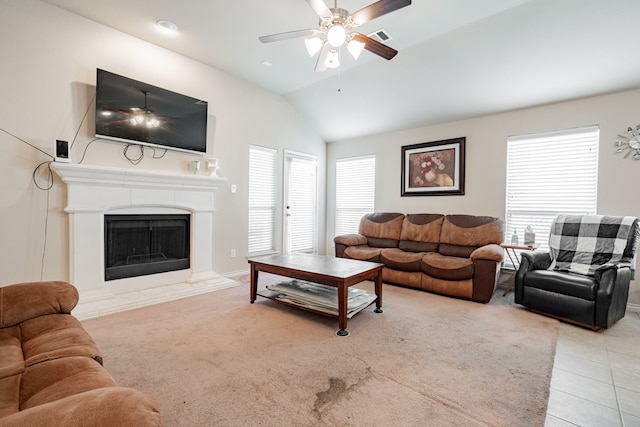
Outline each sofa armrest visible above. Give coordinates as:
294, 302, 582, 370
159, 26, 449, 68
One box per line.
334, 234, 368, 258
470, 244, 504, 262
520, 251, 552, 271
334, 234, 367, 246
0, 281, 78, 328
594, 264, 632, 328
0, 387, 162, 426
595, 262, 634, 281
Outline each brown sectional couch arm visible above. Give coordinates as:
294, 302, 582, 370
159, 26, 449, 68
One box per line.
334, 234, 368, 257
0, 281, 78, 328
469, 244, 504, 263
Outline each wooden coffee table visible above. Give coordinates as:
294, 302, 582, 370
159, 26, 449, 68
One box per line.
248, 254, 384, 336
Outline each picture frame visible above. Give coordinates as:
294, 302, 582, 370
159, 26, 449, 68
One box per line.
401, 137, 465, 196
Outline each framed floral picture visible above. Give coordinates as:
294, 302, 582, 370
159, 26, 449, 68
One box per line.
401, 137, 465, 196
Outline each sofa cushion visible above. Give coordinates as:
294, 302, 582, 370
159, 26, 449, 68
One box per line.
20, 357, 117, 411
0, 281, 78, 328
0, 326, 24, 379
0, 375, 20, 419
20, 314, 103, 367
398, 214, 444, 253
438, 243, 477, 258
522, 270, 598, 301
440, 215, 505, 246
380, 248, 425, 272
343, 246, 384, 263
359, 212, 405, 248
421, 253, 474, 281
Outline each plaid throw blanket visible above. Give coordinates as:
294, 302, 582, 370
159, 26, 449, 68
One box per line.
548, 215, 637, 276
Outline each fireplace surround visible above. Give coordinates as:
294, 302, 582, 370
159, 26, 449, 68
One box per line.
51, 163, 227, 302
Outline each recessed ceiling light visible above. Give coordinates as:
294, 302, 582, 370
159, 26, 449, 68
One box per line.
156, 20, 178, 33
262, 61, 273, 67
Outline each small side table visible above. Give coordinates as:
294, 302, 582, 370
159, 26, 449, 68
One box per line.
500, 243, 537, 296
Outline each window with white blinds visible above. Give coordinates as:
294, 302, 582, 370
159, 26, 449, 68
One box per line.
335, 155, 376, 236
505, 125, 599, 252
248, 145, 277, 255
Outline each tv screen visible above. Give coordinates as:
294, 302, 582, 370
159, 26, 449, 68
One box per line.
95, 69, 208, 154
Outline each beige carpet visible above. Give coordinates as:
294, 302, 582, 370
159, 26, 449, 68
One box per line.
82, 277, 558, 426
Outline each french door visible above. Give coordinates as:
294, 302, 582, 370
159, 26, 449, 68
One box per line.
283, 150, 318, 254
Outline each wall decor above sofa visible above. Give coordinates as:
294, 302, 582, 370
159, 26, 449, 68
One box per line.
401, 137, 465, 196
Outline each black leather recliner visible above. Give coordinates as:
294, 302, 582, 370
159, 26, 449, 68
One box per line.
515, 216, 639, 330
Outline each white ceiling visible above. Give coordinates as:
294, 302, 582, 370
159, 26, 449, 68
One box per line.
42, 0, 640, 141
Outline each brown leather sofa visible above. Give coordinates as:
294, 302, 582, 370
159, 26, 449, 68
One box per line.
335, 213, 505, 303
0, 281, 162, 426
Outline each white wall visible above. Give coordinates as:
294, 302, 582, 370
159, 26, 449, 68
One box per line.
0, 1, 326, 285
3, 1, 639, 306
327, 89, 640, 305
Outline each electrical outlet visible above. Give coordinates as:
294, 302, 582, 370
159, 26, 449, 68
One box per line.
231, 184, 237, 193
230, 249, 236, 258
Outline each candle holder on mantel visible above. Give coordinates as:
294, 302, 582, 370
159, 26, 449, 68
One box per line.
205, 158, 220, 176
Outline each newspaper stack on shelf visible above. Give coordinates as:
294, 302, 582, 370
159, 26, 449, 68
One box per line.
266, 280, 376, 318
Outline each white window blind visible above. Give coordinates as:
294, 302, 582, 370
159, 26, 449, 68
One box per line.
505, 125, 599, 252
248, 145, 277, 255
335, 155, 376, 236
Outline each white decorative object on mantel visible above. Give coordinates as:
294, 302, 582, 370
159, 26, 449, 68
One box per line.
205, 158, 220, 176
188, 159, 201, 174
51, 163, 227, 299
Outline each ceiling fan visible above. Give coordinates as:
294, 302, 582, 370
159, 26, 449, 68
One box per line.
259, 0, 412, 72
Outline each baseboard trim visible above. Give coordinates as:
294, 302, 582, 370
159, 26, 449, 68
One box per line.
627, 303, 640, 313
222, 269, 250, 279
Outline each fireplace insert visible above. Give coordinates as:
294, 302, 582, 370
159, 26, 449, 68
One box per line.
104, 214, 190, 281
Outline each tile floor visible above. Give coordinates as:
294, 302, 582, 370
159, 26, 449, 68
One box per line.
544, 310, 640, 427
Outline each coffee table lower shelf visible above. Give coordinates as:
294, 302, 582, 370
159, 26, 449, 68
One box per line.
256, 289, 378, 320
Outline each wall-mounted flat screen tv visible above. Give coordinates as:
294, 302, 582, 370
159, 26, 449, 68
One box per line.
95, 69, 208, 154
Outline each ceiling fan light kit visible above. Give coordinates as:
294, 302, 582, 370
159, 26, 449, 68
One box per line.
325, 49, 340, 68
259, 0, 411, 71
327, 24, 347, 47
305, 37, 324, 56
347, 39, 365, 60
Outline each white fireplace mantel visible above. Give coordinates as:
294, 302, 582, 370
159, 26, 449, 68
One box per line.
51, 162, 228, 298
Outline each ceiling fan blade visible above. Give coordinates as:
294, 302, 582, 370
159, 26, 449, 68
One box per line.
352, 33, 398, 60
350, 0, 412, 26
259, 28, 320, 43
306, 0, 333, 19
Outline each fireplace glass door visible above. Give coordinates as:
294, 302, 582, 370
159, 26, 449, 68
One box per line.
104, 214, 190, 281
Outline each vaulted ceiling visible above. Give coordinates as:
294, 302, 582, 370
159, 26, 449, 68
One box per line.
43, 0, 640, 141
